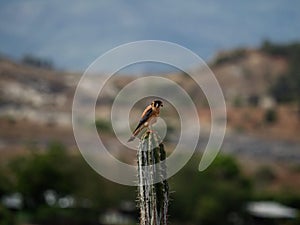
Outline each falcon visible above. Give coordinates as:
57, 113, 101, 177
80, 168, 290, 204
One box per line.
128, 100, 163, 142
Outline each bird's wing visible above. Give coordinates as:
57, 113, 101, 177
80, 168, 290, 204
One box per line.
133, 107, 153, 133
141, 105, 152, 118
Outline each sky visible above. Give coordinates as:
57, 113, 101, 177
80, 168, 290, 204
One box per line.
0, 0, 300, 71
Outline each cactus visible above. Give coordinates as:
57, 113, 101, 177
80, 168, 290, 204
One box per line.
137, 130, 169, 225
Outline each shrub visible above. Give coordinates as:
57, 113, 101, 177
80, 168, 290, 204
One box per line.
95, 118, 113, 134
254, 166, 276, 187
264, 108, 277, 124
169, 154, 252, 225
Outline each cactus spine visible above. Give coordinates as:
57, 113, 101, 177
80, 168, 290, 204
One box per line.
137, 131, 169, 225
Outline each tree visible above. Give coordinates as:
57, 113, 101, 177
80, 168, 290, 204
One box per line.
263, 41, 300, 117
9, 142, 74, 210
21, 54, 54, 69
169, 154, 252, 225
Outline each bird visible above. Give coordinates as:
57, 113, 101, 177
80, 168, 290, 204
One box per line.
127, 100, 163, 142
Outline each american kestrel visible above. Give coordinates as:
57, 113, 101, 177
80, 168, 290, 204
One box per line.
128, 100, 163, 142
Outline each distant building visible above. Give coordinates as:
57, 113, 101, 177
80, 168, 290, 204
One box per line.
246, 201, 298, 225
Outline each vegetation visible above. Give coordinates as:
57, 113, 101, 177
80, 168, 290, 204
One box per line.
254, 166, 277, 189
261, 41, 300, 108
261, 40, 300, 59
95, 118, 113, 134
264, 108, 278, 124
2, 142, 136, 225
214, 48, 247, 65
21, 54, 54, 69
0, 141, 299, 224
169, 154, 252, 225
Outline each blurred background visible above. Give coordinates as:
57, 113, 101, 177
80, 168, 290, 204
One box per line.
1, 1, 300, 224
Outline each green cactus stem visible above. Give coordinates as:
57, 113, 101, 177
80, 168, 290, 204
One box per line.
137, 131, 169, 225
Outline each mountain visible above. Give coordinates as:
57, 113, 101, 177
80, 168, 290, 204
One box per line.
0, 57, 74, 125
167, 48, 289, 108
211, 48, 288, 105
0, 47, 291, 123
0, 45, 299, 160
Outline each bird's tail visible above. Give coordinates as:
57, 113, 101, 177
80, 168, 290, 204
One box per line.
128, 125, 144, 142
127, 135, 135, 142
